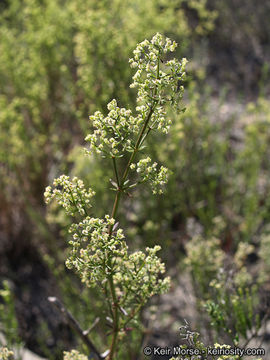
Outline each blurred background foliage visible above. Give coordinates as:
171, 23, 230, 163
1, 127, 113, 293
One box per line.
1, 0, 270, 359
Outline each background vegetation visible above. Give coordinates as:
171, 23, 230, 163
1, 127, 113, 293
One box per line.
0, 0, 270, 359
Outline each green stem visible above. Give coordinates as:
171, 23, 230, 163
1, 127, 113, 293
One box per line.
112, 156, 120, 187
120, 105, 155, 186
122, 304, 143, 330
107, 55, 160, 360
106, 108, 154, 360
107, 190, 121, 360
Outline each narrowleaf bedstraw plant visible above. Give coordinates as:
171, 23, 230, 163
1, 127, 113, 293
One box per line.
44, 33, 187, 359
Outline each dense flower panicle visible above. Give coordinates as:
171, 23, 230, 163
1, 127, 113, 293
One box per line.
129, 32, 187, 111
85, 99, 143, 157
148, 105, 172, 134
115, 246, 171, 305
67, 214, 170, 306
85, 33, 187, 160
131, 157, 170, 194
44, 174, 169, 306
44, 175, 95, 216
66, 215, 126, 287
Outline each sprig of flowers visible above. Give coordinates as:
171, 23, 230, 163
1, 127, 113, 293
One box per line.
66, 215, 126, 287
129, 33, 187, 109
131, 157, 170, 194
0, 348, 14, 360
63, 350, 87, 360
85, 99, 142, 157
45, 33, 186, 360
44, 175, 95, 216
46, 186, 170, 308
85, 33, 187, 162
114, 245, 170, 307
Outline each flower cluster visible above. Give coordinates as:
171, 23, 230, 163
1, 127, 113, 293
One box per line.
45, 176, 169, 312
66, 215, 127, 287
44, 175, 95, 216
45, 174, 170, 305
129, 32, 187, 110
85, 33, 187, 160
115, 246, 171, 307
85, 99, 143, 157
63, 350, 88, 360
131, 157, 170, 194
0, 348, 13, 360
66, 213, 169, 306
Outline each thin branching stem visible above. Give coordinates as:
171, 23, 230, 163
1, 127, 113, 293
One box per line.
107, 54, 161, 360
48, 297, 104, 360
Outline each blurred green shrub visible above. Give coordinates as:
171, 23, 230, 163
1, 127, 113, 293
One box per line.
0, 0, 216, 248
207, 0, 270, 94
0, 3, 216, 352
2, 0, 270, 356
185, 235, 261, 344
